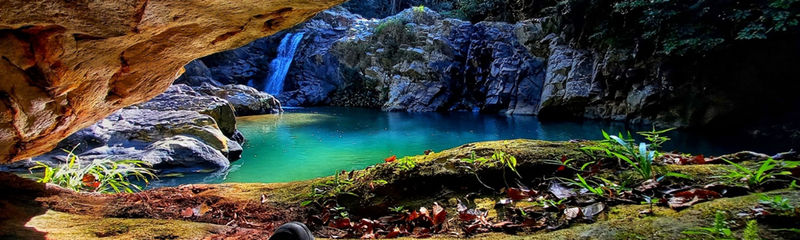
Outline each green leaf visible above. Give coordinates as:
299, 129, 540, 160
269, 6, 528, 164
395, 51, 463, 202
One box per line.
300, 200, 313, 207
580, 161, 596, 171
664, 172, 693, 180
610, 136, 628, 147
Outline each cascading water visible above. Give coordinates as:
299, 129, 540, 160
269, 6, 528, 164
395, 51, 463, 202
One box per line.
264, 32, 305, 95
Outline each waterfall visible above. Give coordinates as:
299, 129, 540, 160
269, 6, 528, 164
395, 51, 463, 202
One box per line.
264, 32, 305, 95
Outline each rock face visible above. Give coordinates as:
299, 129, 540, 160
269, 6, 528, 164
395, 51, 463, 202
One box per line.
6, 85, 245, 174
179, 7, 800, 134
0, 0, 347, 163
174, 7, 359, 107
305, 8, 546, 113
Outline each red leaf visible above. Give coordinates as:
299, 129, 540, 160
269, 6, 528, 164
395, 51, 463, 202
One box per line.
669, 189, 721, 209
385, 227, 401, 238
82, 174, 95, 184
692, 154, 706, 164
91, 181, 100, 188
507, 188, 525, 201
674, 189, 720, 199
384, 155, 396, 162
521, 218, 547, 228
432, 203, 446, 225
507, 188, 536, 201
334, 218, 352, 229
406, 211, 419, 222
557, 155, 567, 171
459, 212, 477, 221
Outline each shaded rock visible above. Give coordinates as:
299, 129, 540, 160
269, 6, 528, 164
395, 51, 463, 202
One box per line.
174, 61, 223, 87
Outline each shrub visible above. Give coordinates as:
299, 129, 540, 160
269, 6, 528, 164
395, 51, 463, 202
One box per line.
719, 158, 791, 188
561, 0, 800, 56
30, 150, 155, 193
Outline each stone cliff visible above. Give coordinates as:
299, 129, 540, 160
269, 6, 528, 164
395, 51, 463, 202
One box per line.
183, 7, 800, 135
0, 0, 346, 163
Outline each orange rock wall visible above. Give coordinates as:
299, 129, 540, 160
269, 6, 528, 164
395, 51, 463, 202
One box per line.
0, 0, 346, 162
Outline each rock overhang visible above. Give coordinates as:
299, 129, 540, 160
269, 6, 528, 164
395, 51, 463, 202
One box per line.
0, 0, 347, 163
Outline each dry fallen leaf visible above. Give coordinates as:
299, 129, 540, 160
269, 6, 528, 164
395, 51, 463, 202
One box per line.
198, 203, 211, 216
549, 181, 575, 199
564, 207, 582, 220
181, 207, 193, 218
581, 202, 605, 219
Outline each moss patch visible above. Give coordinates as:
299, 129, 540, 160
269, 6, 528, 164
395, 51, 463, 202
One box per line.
23, 210, 230, 240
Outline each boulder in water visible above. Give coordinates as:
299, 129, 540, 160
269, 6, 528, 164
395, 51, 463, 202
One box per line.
195, 84, 283, 116
6, 85, 244, 174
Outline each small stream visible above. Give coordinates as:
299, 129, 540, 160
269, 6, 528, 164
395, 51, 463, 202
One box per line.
148, 107, 795, 187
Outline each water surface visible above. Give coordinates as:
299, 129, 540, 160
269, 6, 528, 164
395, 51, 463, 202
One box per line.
149, 107, 795, 187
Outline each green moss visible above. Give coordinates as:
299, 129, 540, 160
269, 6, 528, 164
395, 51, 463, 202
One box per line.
24, 210, 228, 240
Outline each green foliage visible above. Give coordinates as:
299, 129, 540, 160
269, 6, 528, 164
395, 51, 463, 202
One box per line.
771, 228, 800, 233
537, 197, 567, 208
744, 220, 760, 240
561, 0, 800, 55
583, 130, 656, 180
413, 5, 425, 12
443, 0, 518, 22
460, 150, 521, 189
395, 156, 417, 171
682, 211, 734, 239
374, 18, 402, 35
758, 194, 796, 213
30, 150, 155, 194
597, 176, 634, 196
389, 206, 405, 213
372, 179, 388, 185
641, 195, 657, 212
561, 174, 607, 197
492, 150, 521, 179
461, 151, 491, 166
584, 129, 693, 182
791, 180, 798, 189
719, 158, 791, 187
637, 127, 675, 151
301, 170, 358, 207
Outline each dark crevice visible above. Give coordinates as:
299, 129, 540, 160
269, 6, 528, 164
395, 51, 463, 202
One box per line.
1, 55, 26, 72
73, 33, 105, 41
210, 30, 242, 45
131, 0, 150, 33
106, 55, 131, 102
0, 89, 25, 160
